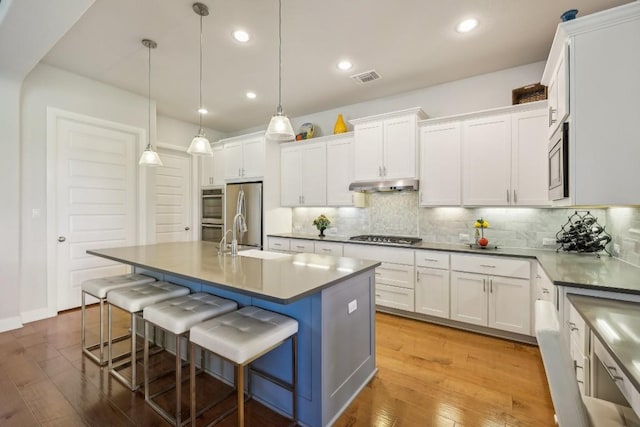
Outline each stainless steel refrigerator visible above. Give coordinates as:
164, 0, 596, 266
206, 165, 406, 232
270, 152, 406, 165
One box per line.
225, 181, 263, 248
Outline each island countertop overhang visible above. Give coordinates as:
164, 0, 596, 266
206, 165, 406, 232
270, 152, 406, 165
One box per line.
87, 241, 380, 304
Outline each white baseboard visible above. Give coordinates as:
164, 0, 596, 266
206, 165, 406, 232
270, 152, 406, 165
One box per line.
21, 307, 57, 324
0, 316, 23, 333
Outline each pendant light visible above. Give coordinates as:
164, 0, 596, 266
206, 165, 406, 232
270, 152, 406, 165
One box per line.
265, 0, 295, 141
139, 39, 163, 167
187, 2, 213, 156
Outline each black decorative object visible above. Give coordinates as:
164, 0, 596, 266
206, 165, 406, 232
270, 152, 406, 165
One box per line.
556, 211, 612, 257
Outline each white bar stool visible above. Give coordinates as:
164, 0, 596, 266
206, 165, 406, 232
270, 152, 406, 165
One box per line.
107, 281, 190, 391
142, 293, 237, 426
81, 273, 156, 366
189, 306, 299, 427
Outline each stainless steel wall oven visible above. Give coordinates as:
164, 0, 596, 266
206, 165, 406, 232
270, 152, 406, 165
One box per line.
201, 188, 224, 242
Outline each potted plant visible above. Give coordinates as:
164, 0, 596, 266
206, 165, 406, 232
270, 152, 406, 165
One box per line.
313, 214, 331, 237
474, 218, 490, 248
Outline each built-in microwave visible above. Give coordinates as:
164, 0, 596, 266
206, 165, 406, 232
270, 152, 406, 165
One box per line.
548, 122, 569, 201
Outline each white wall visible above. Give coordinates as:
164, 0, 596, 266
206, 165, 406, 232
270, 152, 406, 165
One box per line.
20, 64, 154, 320
231, 61, 546, 137
18, 63, 226, 322
0, 76, 23, 331
157, 115, 224, 148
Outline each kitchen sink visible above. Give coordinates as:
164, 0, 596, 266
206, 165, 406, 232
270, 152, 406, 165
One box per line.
237, 249, 291, 260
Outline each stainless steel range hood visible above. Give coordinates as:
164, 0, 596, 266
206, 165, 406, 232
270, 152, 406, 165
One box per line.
348, 179, 419, 193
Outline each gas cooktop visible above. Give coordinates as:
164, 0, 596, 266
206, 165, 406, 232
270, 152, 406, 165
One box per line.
349, 235, 422, 245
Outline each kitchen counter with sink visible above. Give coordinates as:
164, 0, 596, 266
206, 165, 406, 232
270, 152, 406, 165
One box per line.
269, 233, 640, 295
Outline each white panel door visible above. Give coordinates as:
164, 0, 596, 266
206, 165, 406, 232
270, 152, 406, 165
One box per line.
353, 122, 383, 181
55, 115, 139, 311
450, 271, 487, 326
462, 115, 511, 206
419, 122, 461, 206
511, 109, 549, 206
383, 115, 417, 179
415, 267, 450, 319
300, 143, 326, 206
488, 275, 531, 335
155, 149, 192, 243
326, 136, 354, 206
281, 147, 302, 206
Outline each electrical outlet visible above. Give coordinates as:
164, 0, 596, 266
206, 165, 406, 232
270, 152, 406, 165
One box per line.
31, 208, 41, 219
542, 238, 557, 246
613, 244, 620, 256
459, 233, 470, 242
348, 299, 357, 314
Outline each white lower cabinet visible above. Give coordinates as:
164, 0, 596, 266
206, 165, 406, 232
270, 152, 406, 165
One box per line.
568, 301, 589, 395
415, 250, 450, 318
268, 237, 290, 252
450, 271, 488, 326
289, 239, 314, 253
374, 263, 415, 311
314, 241, 343, 256
343, 244, 415, 311
450, 254, 531, 335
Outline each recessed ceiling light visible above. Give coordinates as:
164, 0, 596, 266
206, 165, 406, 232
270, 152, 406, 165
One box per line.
337, 60, 353, 71
233, 30, 250, 43
246, 91, 257, 99
456, 18, 478, 33
198, 108, 208, 114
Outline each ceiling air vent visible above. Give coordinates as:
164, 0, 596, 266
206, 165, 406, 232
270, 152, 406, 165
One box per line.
350, 70, 381, 84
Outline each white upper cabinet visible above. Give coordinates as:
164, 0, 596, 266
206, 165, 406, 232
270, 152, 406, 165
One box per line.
200, 144, 225, 187
546, 44, 569, 137
511, 109, 549, 206
222, 133, 265, 181
462, 105, 549, 207
541, 2, 640, 205
351, 108, 426, 182
280, 141, 326, 207
326, 134, 356, 206
419, 121, 461, 206
463, 114, 512, 206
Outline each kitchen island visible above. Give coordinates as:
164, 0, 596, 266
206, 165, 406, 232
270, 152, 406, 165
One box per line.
88, 241, 380, 427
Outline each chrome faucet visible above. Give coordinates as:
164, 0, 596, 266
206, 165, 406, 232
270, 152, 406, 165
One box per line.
230, 212, 247, 256
218, 229, 232, 255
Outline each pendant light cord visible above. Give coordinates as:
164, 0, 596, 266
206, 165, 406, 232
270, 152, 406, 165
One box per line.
199, 12, 204, 131
277, 0, 283, 114
147, 43, 152, 150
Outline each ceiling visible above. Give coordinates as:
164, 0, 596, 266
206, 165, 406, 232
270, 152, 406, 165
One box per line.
42, 0, 632, 133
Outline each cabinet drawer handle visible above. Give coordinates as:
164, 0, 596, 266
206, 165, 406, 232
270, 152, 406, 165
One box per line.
483, 278, 486, 292
542, 288, 550, 294
506, 189, 510, 203
480, 264, 496, 268
490, 279, 493, 293
375, 293, 381, 298
322, 248, 331, 252
423, 258, 438, 262
567, 321, 579, 332
273, 243, 282, 247
375, 272, 382, 276
604, 364, 624, 382
295, 245, 304, 249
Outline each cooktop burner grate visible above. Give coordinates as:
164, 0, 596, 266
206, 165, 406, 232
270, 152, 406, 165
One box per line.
349, 235, 422, 245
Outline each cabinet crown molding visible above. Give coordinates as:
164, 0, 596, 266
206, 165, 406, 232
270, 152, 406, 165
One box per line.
279, 131, 354, 149
418, 101, 547, 126
216, 130, 265, 144
349, 107, 427, 125
542, 1, 640, 84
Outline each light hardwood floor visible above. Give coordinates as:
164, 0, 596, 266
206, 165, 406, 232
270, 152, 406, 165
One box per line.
0, 308, 554, 426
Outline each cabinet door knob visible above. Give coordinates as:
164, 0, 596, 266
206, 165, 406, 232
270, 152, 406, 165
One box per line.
57, 236, 66, 242
185, 227, 190, 231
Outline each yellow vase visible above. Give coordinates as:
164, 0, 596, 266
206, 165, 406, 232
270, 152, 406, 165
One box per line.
333, 113, 347, 134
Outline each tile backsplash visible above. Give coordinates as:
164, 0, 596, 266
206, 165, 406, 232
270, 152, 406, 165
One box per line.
291, 192, 638, 266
